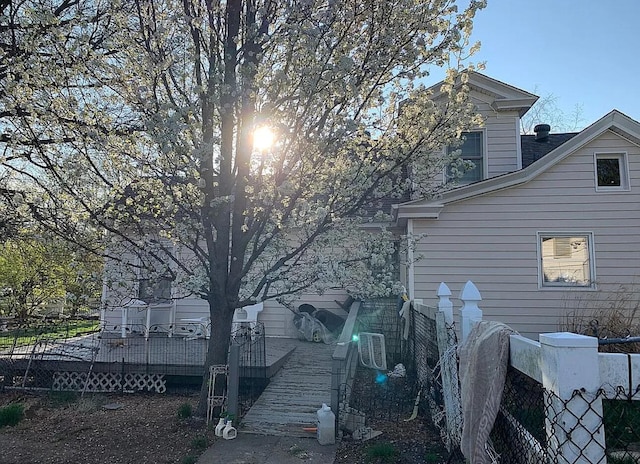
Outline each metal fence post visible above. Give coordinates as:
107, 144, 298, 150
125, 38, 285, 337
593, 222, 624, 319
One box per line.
227, 344, 240, 419
540, 332, 606, 463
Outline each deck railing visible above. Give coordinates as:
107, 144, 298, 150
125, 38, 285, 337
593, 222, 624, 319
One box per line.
0, 320, 266, 400
331, 299, 361, 422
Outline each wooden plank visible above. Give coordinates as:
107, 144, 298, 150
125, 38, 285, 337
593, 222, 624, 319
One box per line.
240, 339, 334, 437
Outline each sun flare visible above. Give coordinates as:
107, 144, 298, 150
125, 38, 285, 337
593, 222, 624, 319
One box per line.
253, 126, 275, 151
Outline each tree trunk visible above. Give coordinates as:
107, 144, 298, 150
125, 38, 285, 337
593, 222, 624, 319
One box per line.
195, 297, 235, 418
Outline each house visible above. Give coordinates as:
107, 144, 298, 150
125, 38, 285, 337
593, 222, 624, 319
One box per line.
101, 71, 640, 341
101, 252, 350, 339
394, 73, 640, 339
100, 211, 352, 340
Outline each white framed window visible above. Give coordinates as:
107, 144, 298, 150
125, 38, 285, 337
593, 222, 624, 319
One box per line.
537, 232, 595, 289
594, 152, 629, 192
135, 241, 175, 304
447, 131, 485, 184
138, 274, 172, 303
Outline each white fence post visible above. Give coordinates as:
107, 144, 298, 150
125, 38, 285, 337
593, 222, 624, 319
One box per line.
437, 282, 453, 324
436, 282, 462, 448
539, 332, 607, 463
459, 280, 482, 342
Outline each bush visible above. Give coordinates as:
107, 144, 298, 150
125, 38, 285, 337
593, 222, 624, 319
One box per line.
191, 435, 208, 451
177, 402, 193, 419
365, 442, 398, 463
0, 403, 25, 428
562, 282, 640, 353
48, 391, 78, 407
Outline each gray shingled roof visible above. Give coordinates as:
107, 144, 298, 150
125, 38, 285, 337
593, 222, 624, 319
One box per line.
521, 132, 578, 168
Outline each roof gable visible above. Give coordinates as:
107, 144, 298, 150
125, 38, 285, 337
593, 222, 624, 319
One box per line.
394, 110, 640, 224
429, 71, 539, 117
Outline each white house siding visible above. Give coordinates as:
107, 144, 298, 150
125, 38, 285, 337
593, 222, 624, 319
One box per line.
470, 94, 521, 179
261, 288, 351, 338
102, 283, 349, 338
411, 130, 640, 339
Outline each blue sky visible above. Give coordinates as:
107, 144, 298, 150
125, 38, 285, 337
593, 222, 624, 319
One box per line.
462, 0, 640, 130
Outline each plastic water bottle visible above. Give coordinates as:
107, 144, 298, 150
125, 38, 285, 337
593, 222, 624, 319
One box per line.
316, 403, 335, 445
222, 420, 237, 440
214, 417, 226, 437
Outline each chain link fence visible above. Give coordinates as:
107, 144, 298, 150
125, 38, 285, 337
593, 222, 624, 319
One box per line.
1, 318, 266, 418
491, 366, 546, 463
492, 341, 640, 464
336, 299, 464, 460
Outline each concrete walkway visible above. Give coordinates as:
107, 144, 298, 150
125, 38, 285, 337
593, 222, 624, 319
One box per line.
197, 434, 337, 464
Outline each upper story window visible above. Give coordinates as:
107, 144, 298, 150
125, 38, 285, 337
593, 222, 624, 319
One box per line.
138, 274, 172, 303
537, 232, 595, 289
447, 131, 484, 184
595, 152, 629, 192
136, 240, 174, 304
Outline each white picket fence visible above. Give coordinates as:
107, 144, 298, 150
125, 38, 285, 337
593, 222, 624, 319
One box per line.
416, 280, 640, 464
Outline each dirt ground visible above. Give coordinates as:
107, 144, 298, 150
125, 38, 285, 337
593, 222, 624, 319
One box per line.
0, 390, 460, 464
0, 391, 213, 464
333, 416, 462, 464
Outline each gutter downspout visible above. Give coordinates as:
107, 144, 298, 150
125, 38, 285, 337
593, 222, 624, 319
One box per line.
407, 219, 415, 301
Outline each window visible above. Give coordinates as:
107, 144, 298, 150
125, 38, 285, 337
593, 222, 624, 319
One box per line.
538, 233, 595, 288
138, 274, 172, 303
135, 241, 175, 304
448, 131, 484, 184
595, 152, 629, 191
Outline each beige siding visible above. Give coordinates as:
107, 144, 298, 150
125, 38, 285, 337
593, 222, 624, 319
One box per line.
412, 130, 640, 339
262, 288, 351, 338
471, 95, 521, 179
102, 285, 349, 338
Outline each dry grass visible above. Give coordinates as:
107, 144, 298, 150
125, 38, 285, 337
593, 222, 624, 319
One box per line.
561, 282, 640, 353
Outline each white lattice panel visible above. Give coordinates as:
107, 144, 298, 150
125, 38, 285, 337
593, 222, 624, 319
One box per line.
53, 372, 166, 393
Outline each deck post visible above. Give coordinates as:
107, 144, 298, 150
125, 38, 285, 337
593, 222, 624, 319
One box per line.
227, 344, 240, 419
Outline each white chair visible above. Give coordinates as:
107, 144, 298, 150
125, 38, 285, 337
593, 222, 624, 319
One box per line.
232, 303, 264, 338
358, 332, 387, 371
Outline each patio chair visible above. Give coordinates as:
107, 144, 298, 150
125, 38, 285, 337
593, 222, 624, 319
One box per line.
232, 302, 264, 339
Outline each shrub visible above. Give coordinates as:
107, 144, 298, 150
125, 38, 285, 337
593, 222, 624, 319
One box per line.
177, 402, 193, 419
74, 395, 104, 413
191, 435, 208, 451
562, 282, 640, 353
48, 391, 78, 407
0, 403, 25, 428
181, 456, 197, 464
365, 441, 398, 463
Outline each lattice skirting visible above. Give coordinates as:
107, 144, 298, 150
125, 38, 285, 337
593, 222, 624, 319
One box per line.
52, 372, 166, 393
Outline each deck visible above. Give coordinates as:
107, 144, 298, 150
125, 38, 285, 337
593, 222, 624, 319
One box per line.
1, 334, 297, 379
240, 339, 335, 437
2, 333, 337, 434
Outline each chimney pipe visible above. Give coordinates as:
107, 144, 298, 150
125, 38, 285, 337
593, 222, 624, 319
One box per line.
534, 124, 551, 141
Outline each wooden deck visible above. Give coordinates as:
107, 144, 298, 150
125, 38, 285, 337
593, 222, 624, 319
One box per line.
240, 339, 335, 437
2, 334, 297, 379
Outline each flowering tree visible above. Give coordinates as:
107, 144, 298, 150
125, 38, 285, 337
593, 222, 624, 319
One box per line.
1, 0, 484, 413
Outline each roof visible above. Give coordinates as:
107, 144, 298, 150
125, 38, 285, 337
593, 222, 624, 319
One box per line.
427, 71, 539, 118
393, 110, 640, 225
520, 132, 579, 167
